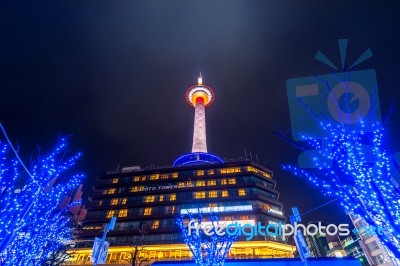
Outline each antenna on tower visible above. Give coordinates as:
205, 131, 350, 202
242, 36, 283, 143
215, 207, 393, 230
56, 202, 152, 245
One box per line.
198, 72, 203, 85
250, 152, 253, 161
255, 154, 259, 162
244, 149, 248, 160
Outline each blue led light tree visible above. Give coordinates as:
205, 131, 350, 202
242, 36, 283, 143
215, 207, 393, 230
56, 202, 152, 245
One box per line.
283, 40, 400, 260
176, 211, 237, 266
0, 125, 84, 265
280, 121, 400, 258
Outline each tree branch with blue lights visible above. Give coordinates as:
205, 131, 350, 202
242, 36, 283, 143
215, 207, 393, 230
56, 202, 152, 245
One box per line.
280, 114, 400, 258
0, 124, 84, 265
176, 210, 237, 266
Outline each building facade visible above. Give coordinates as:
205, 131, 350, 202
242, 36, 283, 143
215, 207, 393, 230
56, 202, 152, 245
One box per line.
349, 212, 400, 266
67, 161, 294, 264
304, 222, 329, 258
340, 230, 370, 265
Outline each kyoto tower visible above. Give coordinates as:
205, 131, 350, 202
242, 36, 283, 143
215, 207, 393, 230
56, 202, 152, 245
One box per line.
173, 74, 223, 166
187, 73, 213, 153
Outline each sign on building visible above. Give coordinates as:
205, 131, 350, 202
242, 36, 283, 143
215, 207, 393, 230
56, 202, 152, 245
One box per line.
90, 237, 110, 264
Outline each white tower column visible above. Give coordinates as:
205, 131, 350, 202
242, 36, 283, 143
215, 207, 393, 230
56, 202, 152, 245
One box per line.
173, 75, 223, 167
192, 101, 207, 153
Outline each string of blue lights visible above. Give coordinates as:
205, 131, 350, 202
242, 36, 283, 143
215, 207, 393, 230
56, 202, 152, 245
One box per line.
0, 130, 84, 265
176, 210, 237, 266
283, 120, 400, 258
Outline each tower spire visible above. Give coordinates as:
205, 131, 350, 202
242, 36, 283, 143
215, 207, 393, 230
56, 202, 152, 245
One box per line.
198, 72, 202, 85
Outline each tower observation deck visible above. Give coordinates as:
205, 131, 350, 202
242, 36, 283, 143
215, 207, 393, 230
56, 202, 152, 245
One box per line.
173, 74, 223, 166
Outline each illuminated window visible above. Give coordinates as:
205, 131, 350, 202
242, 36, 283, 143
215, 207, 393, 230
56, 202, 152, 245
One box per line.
221, 179, 227, 185
220, 167, 241, 174
247, 166, 256, 172
107, 188, 116, 194
145, 196, 155, 203
150, 174, 159, 180
84, 225, 103, 230
159, 195, 164, 202
98, 200, 104, 207
141, 176, 146, 181
172, 172, 178, 178
110, 198, 119, 205
238, 189, 246, 196
196, 180, 206, 187
161, 174, 169, 179
228, 178, 236, 185
106, 210, 115, 218
144, 208, 152, 216
194, 191, 206, 199
263, 172, 271, 178
165, 206, 176, 214
169, 194, 176, 201
196, 170, 204, 176
118, 209, 128, 217
209, 203, 217, 207
224, 216, 233, 221
133, 176, 140, 182
131, 186, 138, 193
112, 178, 118, 184
207, 170, 215, 175
247, 166, 271, 179
121, 198, 128, 205
179, 181, 192, 188
222, 190, 229, 197
152, 220, 160, 229
208, 191, 218, 198
207, 180, 216, 186
240, 215, 249, 220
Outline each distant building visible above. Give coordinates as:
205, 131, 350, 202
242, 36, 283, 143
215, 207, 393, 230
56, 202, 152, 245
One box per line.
340, 229, 369, 266
305, 222, 329, 257
326, 241, 346, 258
60, 184, 87, 224
349, 212, 400, 266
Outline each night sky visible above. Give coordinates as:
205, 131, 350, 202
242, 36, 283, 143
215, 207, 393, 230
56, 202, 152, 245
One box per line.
1, 1, 400, 226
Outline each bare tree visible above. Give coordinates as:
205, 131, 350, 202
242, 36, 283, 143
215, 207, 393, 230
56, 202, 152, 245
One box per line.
41, 243, 75, 266
127, 223, 150, 266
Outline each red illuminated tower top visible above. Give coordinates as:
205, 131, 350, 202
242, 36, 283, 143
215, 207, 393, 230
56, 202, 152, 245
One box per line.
186, 73, 215, 108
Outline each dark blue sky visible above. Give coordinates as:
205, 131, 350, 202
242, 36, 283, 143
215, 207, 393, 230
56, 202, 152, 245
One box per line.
1, 1, 400, 225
